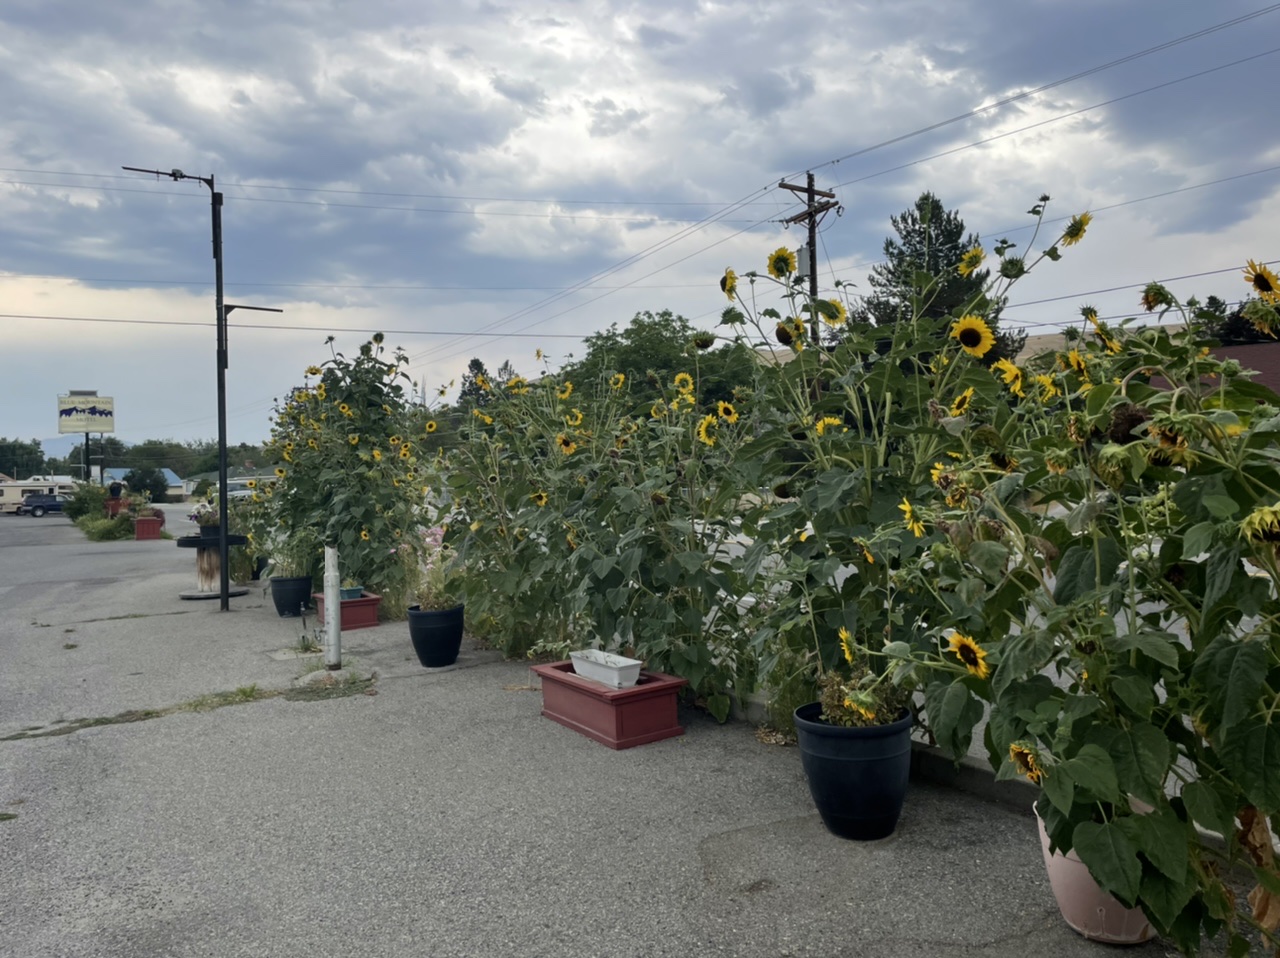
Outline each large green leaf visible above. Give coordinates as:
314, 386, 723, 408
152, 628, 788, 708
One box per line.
1139, 868, 1198, 934
1042, 764, 1075, 815
1107, 723, 1170, 805
1110, 674, 1155, 720
923, 680, 983, 760
1191, 636, 1267, 729
1217, 720, 1280, 814
1202, 543, 1241, 617
967, 540, 1010, 583
1120, 805, 1188, 883
1062, 744, 1119, 803
992, 630, 1053, 698
1072, 820, 1141, 906
1179, 781, 1233, 838
1053, 539, 1123, 605
1111, 630, 1180, 670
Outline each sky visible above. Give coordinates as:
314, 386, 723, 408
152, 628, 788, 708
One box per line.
2, 0, 1279, 458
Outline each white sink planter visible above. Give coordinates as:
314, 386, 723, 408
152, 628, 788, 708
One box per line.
569, 649, 643, 689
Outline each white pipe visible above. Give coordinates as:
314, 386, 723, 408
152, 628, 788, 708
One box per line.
323, 544, 342, 670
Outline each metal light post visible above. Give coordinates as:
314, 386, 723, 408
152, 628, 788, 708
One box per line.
122, 166, 281, 610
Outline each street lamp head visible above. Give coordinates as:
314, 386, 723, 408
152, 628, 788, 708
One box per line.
171, 169, 185, 180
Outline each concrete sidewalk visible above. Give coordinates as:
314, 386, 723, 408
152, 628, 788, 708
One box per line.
0, 515, 1172, 957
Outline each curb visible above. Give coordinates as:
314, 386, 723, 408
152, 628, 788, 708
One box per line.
909, 741, 1039, 815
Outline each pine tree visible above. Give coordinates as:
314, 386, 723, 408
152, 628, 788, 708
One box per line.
857, 192, 1024, 361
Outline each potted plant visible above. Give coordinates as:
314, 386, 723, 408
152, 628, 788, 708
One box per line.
187, 498, 219, 537
407, 527, 464, 667
314, 586, 382, 631
267, 531, 318, 618
339, 578, 364, 601
131, 495, 164, 540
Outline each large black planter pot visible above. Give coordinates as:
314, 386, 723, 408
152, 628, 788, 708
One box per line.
407, 604, 464, 667
793, 703, 913, 841
270, 576, 313, 618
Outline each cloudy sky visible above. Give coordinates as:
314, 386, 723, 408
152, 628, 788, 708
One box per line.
2, 0, 1278, 455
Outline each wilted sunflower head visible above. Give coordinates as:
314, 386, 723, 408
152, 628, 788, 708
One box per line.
1242, 503, 1280, 544
1009, 743, 1043, 783
1243, 300, 1280, 339
1140, 282, 1174, 313
950, 315, 995, 358
692, 332, 716, 351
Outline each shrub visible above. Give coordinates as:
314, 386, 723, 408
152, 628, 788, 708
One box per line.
64, 483, 108, 521
77, 515, 133, 541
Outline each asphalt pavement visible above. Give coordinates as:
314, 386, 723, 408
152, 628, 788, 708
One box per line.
0, 512, 1176, 957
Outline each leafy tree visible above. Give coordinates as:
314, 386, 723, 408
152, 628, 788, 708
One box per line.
123, 467, 169, 503
458, 358, 495, 407
1195, 294, 1276, 345
564, 309, 752, 405
0, 438, 45, 479
856, 191, 1024, 361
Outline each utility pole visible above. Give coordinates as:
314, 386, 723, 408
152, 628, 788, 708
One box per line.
122, 166, 281, 611
778, 173, 839, 343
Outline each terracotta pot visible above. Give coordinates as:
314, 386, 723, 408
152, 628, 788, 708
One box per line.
132, 516, 163, 540
531, 660, 687, 749
314, 591, 382, 630
1036, 808, 1155, 944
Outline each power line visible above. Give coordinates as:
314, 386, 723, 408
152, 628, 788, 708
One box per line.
0, 273, 709, 292
998, 261, 1278, 312
793, 4, 1280, 179
0, 313, 585, 338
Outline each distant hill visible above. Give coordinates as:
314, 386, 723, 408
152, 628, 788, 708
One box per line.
39, 435, 130, 459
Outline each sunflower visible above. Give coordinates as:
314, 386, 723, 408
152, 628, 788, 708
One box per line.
1140, 282, 1173, 312
930, 462, 946, 484
1045, 447, 1074, 475
949, 387, 975, 417
948, 633, 990, 679
282, 450, 293, 463
1033, 374, 1061, 402
1241, 503, 1280, 543
556, 433, 577, 455
720, 268, 737, 301
1244, 300, 1280, 339
425, 421, 438, 435
360, 529, 370, 541
535, 348, 544, 361
314, 384, 326, 400
845, 698, 877, 723
1060, 211, 1092, 247
246, 479, 257, 489
338, 402, 351, 416
506, 376, 529, 395
372, 448, 383, 461
717, 401, 738, 424
857, 540, 874, 564
814, 415, 843, 436
673, 372, 694, 395
990, 451, 1018, 473
1244, 260, 1280, 305
611, 372, 626, 390
556, 381, 574, 401
650, 402, 665, 420
306, 365, 322, 376
1061, 349, 1088, 378
389, 435, 402, 446
767, 246, 797, 278
472, 409, 493, 425
1009, 743, 1043, 783
838, 626, 855, 665
957, 246, 986, 277
565, 408, 584, 427
470, 519, 482, 532
475, 374, 491, 393
992, 358, 1024, 397
348, 434, 359, 446
899, 498, 925, 538
307, 438, 318, 449
399, 445, 411, 460
696, 414, 718, 447
530, 491, 549, 508
949, 315, 995, 358
820, 298, 848, 327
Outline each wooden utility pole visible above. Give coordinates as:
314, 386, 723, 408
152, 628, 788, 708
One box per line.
778, 173, 839, 342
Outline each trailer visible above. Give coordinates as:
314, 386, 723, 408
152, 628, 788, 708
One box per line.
0, 477, 78, 514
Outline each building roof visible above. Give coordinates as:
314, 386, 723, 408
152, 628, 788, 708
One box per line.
103, 467, 185, 486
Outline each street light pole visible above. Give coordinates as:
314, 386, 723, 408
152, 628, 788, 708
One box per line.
123, 166, 280, 610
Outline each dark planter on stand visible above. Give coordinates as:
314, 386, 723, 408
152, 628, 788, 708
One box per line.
793, 703, 913, 841
270, 576, 312, 617
407, 604, 464, 667
199, 525, 220, 539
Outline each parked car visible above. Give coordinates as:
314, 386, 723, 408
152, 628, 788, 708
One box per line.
17, 494, 68, 517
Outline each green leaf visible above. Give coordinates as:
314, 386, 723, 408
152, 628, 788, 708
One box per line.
1112, 630, 1180, 669
707, 694, 730, 723
1202, 543, 1241, 613
1053, 539, 1122, 604
967, 540, 1009, 582
1203, 495, 1240, 519
1110, 675, 1155, 720
1108, 724, 1170, 805
1063, 744, 1120, 803
992, 630, 1053, 698
1072, 820, 1141, 906
1180, 781, 1232, 837
1139, 868, 1198, 933
1121, 806, 1188, 884
1181, 521, 1216, 559
1217, 720, 1280, 814
1192, 636, 1268, 729
923, 680, 983, 760
1084, 382, 1116, 416
1042, 765, 1075, 815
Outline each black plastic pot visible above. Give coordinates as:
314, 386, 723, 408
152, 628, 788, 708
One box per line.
199, 525, 220, 539
407, 604, 464, 667
249, 556, 268, 581
270, 576, 313, 617
793, 703, 913, 841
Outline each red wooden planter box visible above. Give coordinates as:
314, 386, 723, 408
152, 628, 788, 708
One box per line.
313, 592, 382, 630
133, 516, 163, 540
530, 660, 688, 750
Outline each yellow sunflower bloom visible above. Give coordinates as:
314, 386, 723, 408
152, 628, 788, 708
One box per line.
950, 387, 975, 418
307, 439, 317, 449
349, 435, 359, 446
556, 433, 577, 456
767, 246, 797, 278
992, 358, 1025, 397
1033, 374, 1061, 402
315, 384, 326, 400
360, 529, 370, 541
815, 415, 842, 436
565, 408, 584, 427
673, 372, 694, 395
718, 401, 738, 424
930, 462, 946, 484
957, 246, 986, 277
1244, 260, 1280, 305
650, 402, 665, 419
306, 365, 322, 376
557, 381, 574, 400
531, 491, 549, 508
720, 268, 737, 301
696, 414, 718, 447
475, 374, 491, 393
506, 376, 529, 394
246, 480, 257, 489
425, 421, 437, 433
948, 633, 990, 679
899, 498, 925, 538
611, 372, 626, 390
338, 403, 350, 415
1060, 212, 1092, 247
838, 626, 855, 665
820, 299, 847, 327
950, 315, 995, 358
372, 449, 382, 461
1241, 503, 1280, 543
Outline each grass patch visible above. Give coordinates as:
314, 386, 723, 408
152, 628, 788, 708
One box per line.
2, 675, 377, 742
0, 813, 16, 822
63, 643, 78, 650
